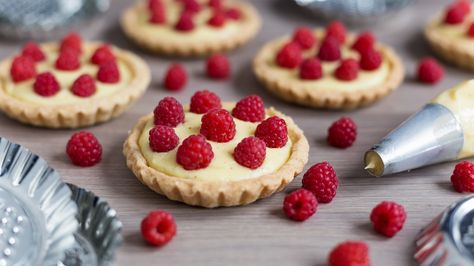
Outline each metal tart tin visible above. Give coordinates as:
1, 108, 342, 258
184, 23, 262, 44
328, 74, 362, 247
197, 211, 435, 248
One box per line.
0, 137, 78, 265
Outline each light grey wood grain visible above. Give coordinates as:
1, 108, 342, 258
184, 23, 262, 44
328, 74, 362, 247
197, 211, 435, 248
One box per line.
0, 0, 469, 265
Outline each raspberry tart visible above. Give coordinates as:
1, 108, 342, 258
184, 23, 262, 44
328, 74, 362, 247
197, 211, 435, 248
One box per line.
123, 92, 309, 207
121, 0, 261, 56
0, 33, 150, 128
253, 22, 404, 109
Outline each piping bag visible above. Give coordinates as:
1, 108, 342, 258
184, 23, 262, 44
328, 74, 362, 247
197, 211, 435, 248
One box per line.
364, 80, 474, 177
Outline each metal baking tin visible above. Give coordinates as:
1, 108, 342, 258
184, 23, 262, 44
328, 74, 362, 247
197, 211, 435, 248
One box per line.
0, 137, 78, 265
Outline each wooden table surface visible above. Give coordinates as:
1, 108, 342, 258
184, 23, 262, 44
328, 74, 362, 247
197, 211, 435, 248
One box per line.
0, 0, 470, 265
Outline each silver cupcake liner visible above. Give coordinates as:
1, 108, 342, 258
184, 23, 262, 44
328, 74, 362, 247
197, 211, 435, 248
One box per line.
0, 137, 78, 266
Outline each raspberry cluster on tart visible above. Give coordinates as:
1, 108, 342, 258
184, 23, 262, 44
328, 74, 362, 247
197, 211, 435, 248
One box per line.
253, 22, 404, 109
0, 33, 151, 128
123, 92, 309, 208
121, 0, 261, 56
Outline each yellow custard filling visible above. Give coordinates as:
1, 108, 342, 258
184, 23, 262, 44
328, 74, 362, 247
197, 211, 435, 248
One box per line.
2, 43, 133, 105
138, 107, 292, 182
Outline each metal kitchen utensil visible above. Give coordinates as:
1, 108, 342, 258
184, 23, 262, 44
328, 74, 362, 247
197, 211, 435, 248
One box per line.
0, 137, 78, 265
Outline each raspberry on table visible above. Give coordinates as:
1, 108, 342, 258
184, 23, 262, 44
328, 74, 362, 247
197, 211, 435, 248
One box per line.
71, 74, 96, 97
233, 137, 266, 169
359, 48, 382, 71
317, 36, 341, 62
351, 32, 375, 54
21, 42, 45, 62
149, 125, 179, 152
328, 241, 370, 266
190, 90, 222, 114
299, 58, 322, 80
276, 42, 302, 68
232, 95, 265, 122
60, 32, 82, 54
283, 188, 318, 221
164, 64, 187, 91
33, 72, 60, 97
208, 11, 226, 27
149, 5, 166, 24
183, 0, 201, 13
334, 59, 359, 81
66, 131, 102, 167
417, 58, 444, 84
292, 27, 316, 50
176, 135, 214, 170
90, 44, 116, 65
175, 12, 195, 31
206, 54, 230, 79
325, 21, 346, 44
451, 161, 474, 192
200, 109, 236, 142
225, 7, 242, 20
55, 49, 80, 71
141, 210, 177, 247
10, 56, 36, 83
302, 161, 339, 203
255, 116, 288, 148
97, 61, 120, 83
154, 96, 185, 127
370, 201, 407, 237
327, 117, 357, 148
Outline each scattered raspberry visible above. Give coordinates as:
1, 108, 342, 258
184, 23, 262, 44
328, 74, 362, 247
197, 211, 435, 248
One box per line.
370, 201, 407, 237
255, 116, 288, 148
149, 125, 179, 152
327, 117, 357, 148
325, 21, 346, 43
66, 131, 102, 167
299, 58, 322, 80
164, 64, 187, 91
233, 137, 266, 169
328, 241, 370, 266
154, 96, 185, 127
97, 61, 120, 83
55, 49, 80, 71
302, 161, 339, 203
10, 56, 36, 83
71, 74, 96, 97
232, 95, 265, 122
150, 6, 166, 24
21, 42, 45, 62
90, 44, 116, 65
450, 161, 474, 192
225, 7, 241, 20
206, 54, 230, 79
468, 22, 474, 37
200, 109, 236, 142
276, 42, 302, 68
141, 210, 177, 247
292, 27, 316, 49
148, 0, 163, 10
283, 188, 318, 221
352, 32, 375, 53
183, 0, 201, 13
208, 0, 222, 8
176, 135, 214, 170
317, 36, 341, 61
33, 72, 60, 97
334, 59, 359, 81
208, 11, 226, 27
175, 12, 195, 31
359, 48, 382, 71
417, 58, 444, 84
60, 32, 82, 54
190, 90, 222, 114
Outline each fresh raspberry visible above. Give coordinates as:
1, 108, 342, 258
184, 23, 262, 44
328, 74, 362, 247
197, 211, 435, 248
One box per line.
328, 241, 370, 266
299, 58, 322, 80
232, 95, 265, 122
21, 42, 45, 62
283, 188, 318, 221
175, 12, 195, 31
359, 48, 382, 71
325, 21, 346, 43
164, 64, 187, 91
302, 161, 339, 203
183, 0, 201, 13
352, 32, 375, 53
317, 36, 341, 61
255, 116, 288, 148
55, 49, 80, 71
417, 58, 444, 84
200, 109, 236, 142
370, 201, 407, 237
60, 32, 82, 54
10, 56, 36, 83
233, 137, 266, 169
455, 0, 471, 13
208, 0, 222, 9
225, 7, 241, 20
154, 96, 185, 127
33, 72, 60, 97
276, 42, 302, 69
176, 135, 214, 170
292, 27, 316, 49
334, 59, 359, 81
66, 131, 102, 167
190, 90, 222, 114
149, 5, 166, 24
148, 0, 162, 10
141, 210, 177, 247
97, 61, 120, 83
149, 125, 179, 152
206, 54, 230, 79
71, 74, 96, 97
327, 117, 357, 148
90, 44, 116, 65
208, 11, 226, 27
445, 1, 470, 24
467, 22, 474, 37
450, 161, 474, 192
